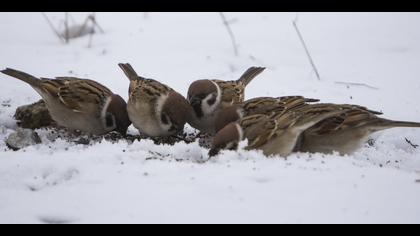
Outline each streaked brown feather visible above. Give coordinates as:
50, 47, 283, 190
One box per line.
38, 77, 113, 113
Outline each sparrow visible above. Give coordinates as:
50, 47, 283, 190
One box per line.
118, 63, 193, 137
294, 104, 420, 155
1, 68, 131, 135
214, 96, 320, 133
209, 104, 346, 157
187, 66, 266, 134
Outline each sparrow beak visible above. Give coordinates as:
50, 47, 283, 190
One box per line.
208, 148, 221, 157
116, 126, 129, 136
189, 96, 202, 107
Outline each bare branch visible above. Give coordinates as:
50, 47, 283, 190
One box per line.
90, 13, 105, 34
293, 13, 321, 80
68, 13, 77, 25
41, 13, 65, 43
76, 15, 91, 38
87, 28, 94, 48
219, 12, 239, 57
335, 81, 379, 90
64, 12, 69, 44
405, 138, 419, 149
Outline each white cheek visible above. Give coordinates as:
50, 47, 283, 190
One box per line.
101, 97, 116, 130
200, 81, 222, 116
156, 94, 171, 129
101, 97, 113, 119
235, 123, 244, 141
201, 94, 218, 115
226, 141, 237, 150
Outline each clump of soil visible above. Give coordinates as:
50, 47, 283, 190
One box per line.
72, 131, 198, 146
6, 128, 42, 151
14, 100, 55, 129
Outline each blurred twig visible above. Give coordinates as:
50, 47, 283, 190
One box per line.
90, 13, 104, 34
405, 138, 419, 149
219, 12, 239, 57
335, 81, 379, 90
64, 12, 69, 44
293, 13, 321, 80
41, 13, 65, 43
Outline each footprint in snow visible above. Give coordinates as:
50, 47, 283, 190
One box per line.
26, 168, 80, 192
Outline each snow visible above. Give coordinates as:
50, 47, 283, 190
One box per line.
1, 12, 420, 224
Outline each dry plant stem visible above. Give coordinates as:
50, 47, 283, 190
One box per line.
87, 30, 94, 48
68, 13, 77, 25
405, 138, 419, 149
91, 13, 105, 34
293, 15, 321, 80
76, 16, 90, 38
65, 12, 69, 43
335, 81, 379, 90
219, 12, 239, 56
41, 13, 65, 43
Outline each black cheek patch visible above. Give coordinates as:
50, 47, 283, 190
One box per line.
161, 114, 169, 125
193, 104, 203, 118
207, 96, 216, 106
106, 113, 114, 128
169, 125, 178, 132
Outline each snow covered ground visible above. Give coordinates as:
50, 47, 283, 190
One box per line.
0, 12, 420, 224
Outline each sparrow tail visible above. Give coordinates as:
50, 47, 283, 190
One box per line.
118, 63, 141, 81
237, 66, 266, 86
372, 119, 420, 130
304, 98, 321, 103
1, 68, 40, 87
294, 110, 346, 133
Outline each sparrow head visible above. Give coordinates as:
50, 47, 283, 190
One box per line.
187, 80, 221, 118
208, 122, 244, 157
161, 91, 193, 134
214, 105, 245, 133
104, 94, 131, 135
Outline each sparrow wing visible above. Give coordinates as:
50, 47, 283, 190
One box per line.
240, 114, 277, 149
54, 78, 113, 113
243, 96, 319, 117
302, 104, 379, 135
213, 80, 245, 106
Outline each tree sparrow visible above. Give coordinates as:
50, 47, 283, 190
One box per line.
187, 66, 266, 134
214, 96, 320, 133
118, 63, 193, 137
1, 68, 131, 135
209, 104, 346, 157
294, 104, 420, 155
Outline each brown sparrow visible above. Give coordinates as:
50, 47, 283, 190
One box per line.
1, 68, 131, 135
214, 96, 320, 133
187, 66, 266, 134
118, 63, 193, 137
294, 104, 420, 155
209, 104, 346, 157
